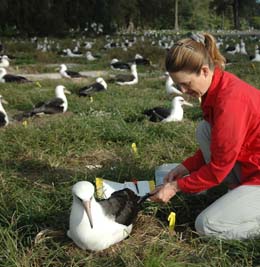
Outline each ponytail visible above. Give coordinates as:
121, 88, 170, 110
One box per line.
204, 33, 226, 70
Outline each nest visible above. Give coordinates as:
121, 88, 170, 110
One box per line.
90, 211, 166, 258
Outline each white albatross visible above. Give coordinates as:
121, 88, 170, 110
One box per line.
58, 64, 85, 79
110, 58, 130, 71
86, 51, 97, 61
114, 63, 138, 85
67, 181, 152, 251
0, 67, 32, 83
15, 85, 70, 121
78, 77, 107, 96
251, 45, 260, 62
143, 96, 193, 122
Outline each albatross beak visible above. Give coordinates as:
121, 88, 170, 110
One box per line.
183, 100, 193, 107
82, 200, 93, 228
1, 99, 8, 105
64, 89, 71, 94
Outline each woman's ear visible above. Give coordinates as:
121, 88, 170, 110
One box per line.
201, 65, 210, 78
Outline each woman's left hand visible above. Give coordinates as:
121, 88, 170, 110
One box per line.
149, 181, 180, 203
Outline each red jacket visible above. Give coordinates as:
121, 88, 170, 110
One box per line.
178, 67, 260, 193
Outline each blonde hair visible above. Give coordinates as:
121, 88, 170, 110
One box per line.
165, 33, 226, 74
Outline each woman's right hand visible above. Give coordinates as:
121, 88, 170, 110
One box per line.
163, 164, 189, 183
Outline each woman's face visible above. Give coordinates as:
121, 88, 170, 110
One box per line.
170, 65, 213, 98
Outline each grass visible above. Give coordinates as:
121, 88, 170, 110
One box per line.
0, 33, 260, 266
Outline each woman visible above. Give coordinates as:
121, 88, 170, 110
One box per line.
150, 33, 260, 240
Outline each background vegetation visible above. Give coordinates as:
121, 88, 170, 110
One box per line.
0, 0, 260, 36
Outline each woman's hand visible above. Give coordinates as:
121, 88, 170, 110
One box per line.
163, 164, 189, 183
149, 181, 180, 203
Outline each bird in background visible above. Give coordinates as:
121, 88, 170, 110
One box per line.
134, 53, 151, 66
86, 51, 97, 61
114, 63, 138, 85
58, 64, 85, 79
110, 58, 130, 71
67, 181, 153, 251
239, 39, 247, 55
78, 77, 107, 97
225, 43, 240, 55
0, 67, 32, 83
143, 96, 193, 122
14, 85, 71, 120
250, 45, 260, 62
64, 48, 83, 57
0, 55, 10, 68
165, 72, 183, 96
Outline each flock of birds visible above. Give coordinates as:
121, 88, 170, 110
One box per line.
0, 32, 260, 251
223, 38, 260, 61
0, 38, 195, 127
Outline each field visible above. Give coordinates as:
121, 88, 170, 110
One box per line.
0, 32, 260, 266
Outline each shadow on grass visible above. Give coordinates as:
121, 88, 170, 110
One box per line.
1, 158, 88, 184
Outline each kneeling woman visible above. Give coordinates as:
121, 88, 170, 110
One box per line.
150, 32, 260, 240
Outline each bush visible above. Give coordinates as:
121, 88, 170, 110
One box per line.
251, 16, 260, 29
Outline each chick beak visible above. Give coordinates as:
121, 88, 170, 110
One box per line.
82, 200, 93, 228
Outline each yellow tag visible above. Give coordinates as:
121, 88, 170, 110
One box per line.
90, 96, 94, 103
22, 120, 28, 127
148, 180, 155, 191
95, 177, 104, 198
35, 81, 42, 88
168, 212, 176, 232
131, 142, 138, 155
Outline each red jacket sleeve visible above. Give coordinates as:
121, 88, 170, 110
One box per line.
178, 99, 249, 193
182, 149, 205, 172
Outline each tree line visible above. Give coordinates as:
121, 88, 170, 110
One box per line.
0, 0, 259, 37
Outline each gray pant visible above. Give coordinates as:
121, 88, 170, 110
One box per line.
194, 120, 260, 239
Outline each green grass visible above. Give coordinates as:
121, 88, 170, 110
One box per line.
0, 35, 260, 266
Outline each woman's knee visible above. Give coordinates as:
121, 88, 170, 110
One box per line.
195, 212, 208, 236
195, 209, 220, 237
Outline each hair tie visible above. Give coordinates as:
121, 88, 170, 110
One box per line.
190, 33, 205, 45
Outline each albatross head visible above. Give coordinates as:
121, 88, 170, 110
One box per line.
1, 55, 9, 63
72, 181, 95, 228
96, 77, 107, 89
110, 58, 119, 64
172, 96, 193, 108
59, 64, 67, 72
55, 85, 71, 97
